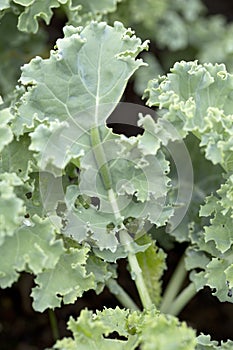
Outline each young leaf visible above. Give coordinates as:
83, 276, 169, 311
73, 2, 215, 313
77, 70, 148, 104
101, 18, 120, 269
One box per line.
136, 234, 166, 307
50, 306, 196, 350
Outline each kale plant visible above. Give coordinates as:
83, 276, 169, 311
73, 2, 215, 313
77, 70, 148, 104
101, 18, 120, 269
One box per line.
0, 1, 233, 349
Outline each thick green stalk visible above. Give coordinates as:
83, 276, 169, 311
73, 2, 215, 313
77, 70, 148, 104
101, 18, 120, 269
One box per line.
106, 278, 140, 311
167, 282, 197, 316
48, 309, 59, 341
160, 254, 187, 314
90, 125, 151, 309
120, 231, 153, 309
90, 126, 112, 190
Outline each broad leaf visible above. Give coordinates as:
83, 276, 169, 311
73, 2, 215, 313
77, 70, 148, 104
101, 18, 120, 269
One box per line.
144, 61, 233, 171
31, 245, 95, 311
50, 307, 196, 350
0, 215, 64, 287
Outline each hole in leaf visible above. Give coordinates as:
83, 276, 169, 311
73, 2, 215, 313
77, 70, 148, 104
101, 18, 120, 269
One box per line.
91, 196, 100, 209
103, 331, 128, 341
56, 201, 67, 217
25, 192, 32, 199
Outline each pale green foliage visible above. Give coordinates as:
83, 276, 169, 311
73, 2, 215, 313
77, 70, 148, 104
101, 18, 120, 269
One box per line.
196, 334, 233, 350
0, 215, 64, 288
133, 52, 163, 96
50, 307, 196, 350
0, 0, 120, 33
1, 0, 233, 348
0, 11, 47, 97
12, 21, 173, 254
144, 60, 233, 171
31, 245, 95, 311
0, 173, 25, 245
136, 235, 166, 307
0, 106, 14, 151
144, 60, 233, 306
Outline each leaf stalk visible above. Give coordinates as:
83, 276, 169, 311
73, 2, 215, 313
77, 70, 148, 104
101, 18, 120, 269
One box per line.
90, 126, 112, 190
160, 254, 187, 313
120, 231, 153, 309
106, 278, 140, 311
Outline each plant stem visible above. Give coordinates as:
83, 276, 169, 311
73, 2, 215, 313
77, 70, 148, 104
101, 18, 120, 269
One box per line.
120, 231, 152, 309
167, 282, 196, 316
90, 128, 151, 310
90, 126, 112, 190
48, 309, 59, 341
106, 278, 140, 311
160, 254, 187, 313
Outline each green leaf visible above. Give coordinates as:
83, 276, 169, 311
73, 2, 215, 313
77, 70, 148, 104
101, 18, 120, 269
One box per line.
51, 306, 196, 350
196, 334, 219, 350
205, 257, 233, 303
0, 173, 25, 246
1, 135, 36, 181
0, 107, 14, 151
200, 186, 233, 254
204, 210, 233, 253
1, 0, 121, 33
16, 0, 67, 33
0, 0, 10, 11
16, 21, 172, 255
133, 52, 163, 96
138, 311, 196, 350
0, 12, 47, 97
68, 0, 120, 25
63, 143, 171, 252
144, 61, 233, 171
86, 253, 117, 294
14, 22, 148, 137
136, 235, 166, 306
196, 334, 233, 350
31, 245, 95, 312
0, 215, 64, 288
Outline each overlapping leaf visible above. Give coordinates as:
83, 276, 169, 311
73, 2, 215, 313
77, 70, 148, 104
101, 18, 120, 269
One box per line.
15, 21, 148, 162
0, 11, 48, 97
12, 21, 173, 253
0, 0, 120, 33
144, 61, 233, 305
0, 215, 64, 288
144, 60, 233, 171
196, 334, 233, 350
50, 306, 196, 350
31, 245, 96, 311
0, 173, 25, 245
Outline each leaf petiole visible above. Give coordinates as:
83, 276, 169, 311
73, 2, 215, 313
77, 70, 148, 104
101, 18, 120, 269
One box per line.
106, 278, 140, 311
48, 309, 59, 341
120, 231, 153, 309
167, 282, 197, 316
160, 254, 187, 313
90, 126, 112, 190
